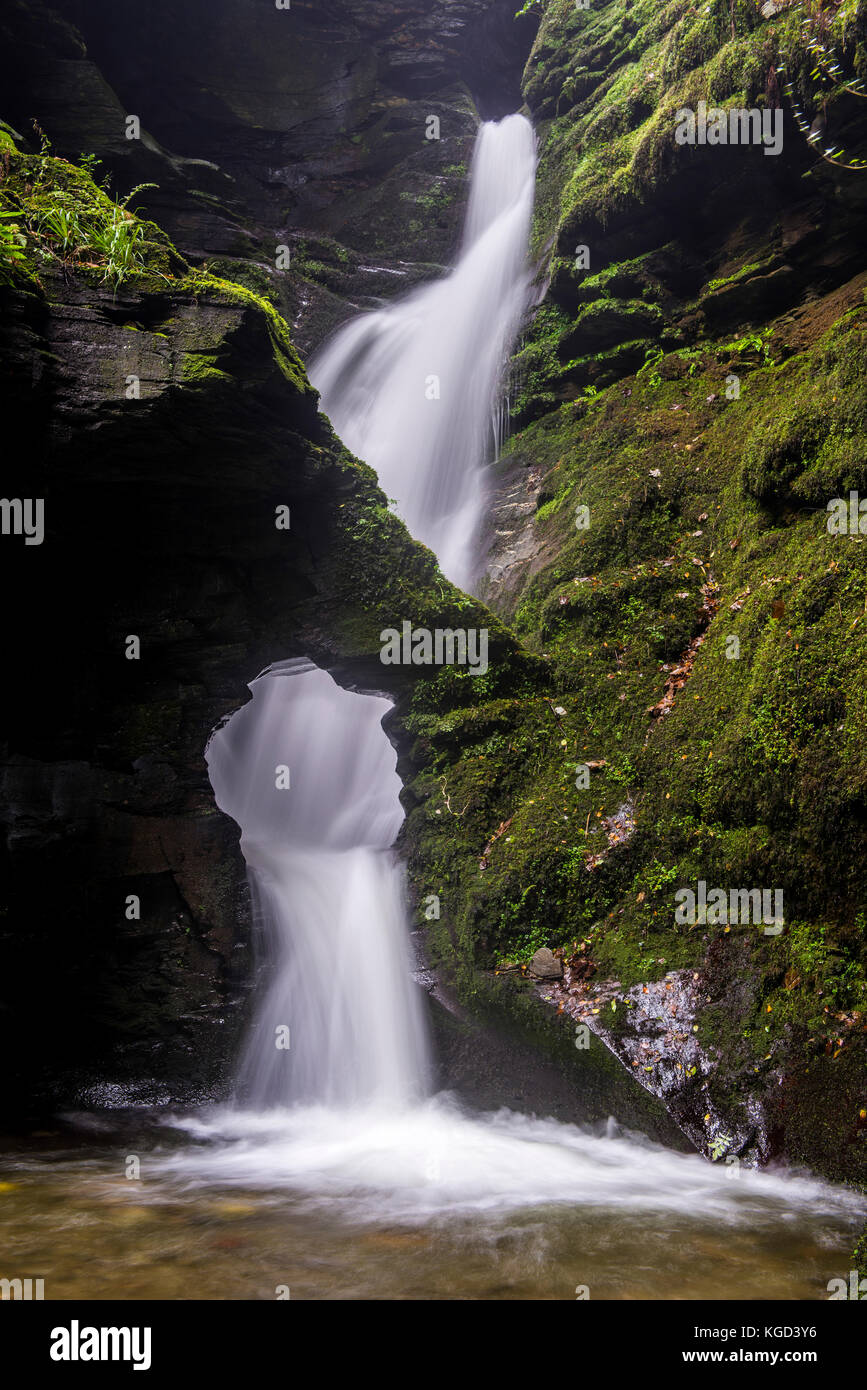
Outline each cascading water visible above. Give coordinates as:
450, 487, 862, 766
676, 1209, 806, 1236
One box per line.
202, 114, 539, 1123
310, 114, 537, 589
206, 661, 429, 1110
158, 116, 866, 1258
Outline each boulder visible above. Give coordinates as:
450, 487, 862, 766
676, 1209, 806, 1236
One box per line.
528, 948, 563, 980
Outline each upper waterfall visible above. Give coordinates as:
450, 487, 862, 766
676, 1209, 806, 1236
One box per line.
309, 113, 537, 591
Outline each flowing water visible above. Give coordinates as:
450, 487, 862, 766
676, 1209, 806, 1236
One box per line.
310, 113, 536, 589
1, 115, 864, 1301
205, 660, 430, 1110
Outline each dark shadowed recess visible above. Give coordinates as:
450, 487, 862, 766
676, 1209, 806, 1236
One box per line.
54, 0, 539, 215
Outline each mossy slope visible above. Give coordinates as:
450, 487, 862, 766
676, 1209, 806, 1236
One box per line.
397, 0, 867, 1232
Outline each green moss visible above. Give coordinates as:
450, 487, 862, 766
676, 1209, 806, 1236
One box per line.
179, 267, 310, 394
180, 351, 232, 385
704, 260, 767, 294
203, 256, 279, 304
525, 0, 859, 260
740, 321, 867, 505
0, 143, 317, 412
290, 234, 357, 290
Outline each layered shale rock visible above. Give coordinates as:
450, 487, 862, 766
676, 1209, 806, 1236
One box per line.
0, 0, 538, 353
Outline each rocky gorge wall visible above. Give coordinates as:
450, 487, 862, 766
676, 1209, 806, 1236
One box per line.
0, 201, 528, 1108
0, 0, 537, 1111
0, 0, 536, 351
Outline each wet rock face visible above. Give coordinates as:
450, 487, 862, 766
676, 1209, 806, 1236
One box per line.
500, 2, 867, 431
537, 932, 867, 1190
426, 986, 691, 1144
0, 271, 308, 1111
1, 0, 536, 310
477, 443, 549, 613
540, 964, 759, 1164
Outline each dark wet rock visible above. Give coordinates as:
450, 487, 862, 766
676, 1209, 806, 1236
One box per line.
0, 0, 538, 355
560, 300, 664, 359
477, 446, 549, 612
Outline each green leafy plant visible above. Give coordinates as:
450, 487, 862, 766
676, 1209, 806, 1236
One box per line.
35, 203, 82, 254
637, 345, 664, 389
634, 858, 680, 896
708, 1134, 732, 1160
0, 211, 27, 282
78, 152, 103, 182
720, 328, 775, 366
119, 182, 158, 212
84, 208, 146, 288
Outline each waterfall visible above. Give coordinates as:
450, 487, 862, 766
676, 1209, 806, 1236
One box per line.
204, 114, 537, 1116
309, 113, 537, 590
206, 661, 429, 1109
159, 117, 867, 1247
